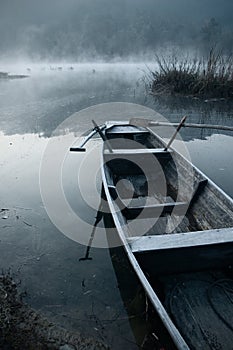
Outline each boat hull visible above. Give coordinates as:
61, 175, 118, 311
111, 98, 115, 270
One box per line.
101, 121, 233, 350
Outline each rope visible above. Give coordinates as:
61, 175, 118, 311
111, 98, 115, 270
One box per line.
207, 279, 233, 333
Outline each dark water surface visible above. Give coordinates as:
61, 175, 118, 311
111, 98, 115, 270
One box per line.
0, 63, 233, 349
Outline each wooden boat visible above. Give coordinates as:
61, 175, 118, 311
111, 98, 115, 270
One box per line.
71, 119, 233, 349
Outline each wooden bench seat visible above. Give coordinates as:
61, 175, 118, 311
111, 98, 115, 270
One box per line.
106, 125, 149, 135
104, 148, 172, 155
127, 227, 233, 253
108, 185, 188, 219
104, 148, 173, 162
124, 201, 188, 219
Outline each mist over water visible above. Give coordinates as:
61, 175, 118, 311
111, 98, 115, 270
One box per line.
0, 62, 149, 136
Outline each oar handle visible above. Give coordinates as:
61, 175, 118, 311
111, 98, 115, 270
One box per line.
70, 147, 86, 152
70, 126, 105, 152
164, 116, 187, 151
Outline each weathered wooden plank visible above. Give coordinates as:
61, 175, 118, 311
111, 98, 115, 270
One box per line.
131, 117, 233, 132
128, 227, 233, 253
104, 148, 173, 155
106, 125, 149, 134
125, 201, 188, 220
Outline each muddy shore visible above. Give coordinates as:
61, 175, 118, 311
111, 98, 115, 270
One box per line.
0, 274, 109, 350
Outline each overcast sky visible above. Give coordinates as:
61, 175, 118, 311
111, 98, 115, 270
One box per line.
1, 0, 232, 23
0, 0, 232, 60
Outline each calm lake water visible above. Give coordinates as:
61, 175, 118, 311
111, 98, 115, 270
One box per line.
0, 62, 233, 349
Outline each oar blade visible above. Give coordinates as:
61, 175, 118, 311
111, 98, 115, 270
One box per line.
130, 117, 152, 127
70, 147, 86, 152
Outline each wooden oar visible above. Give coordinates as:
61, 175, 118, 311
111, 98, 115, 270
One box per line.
70, 124, 106, 152
92, 120, 113, 153
164, 116, 187, 151
79, 202, 103, 261
130, 117, 233, 132
70, 129, 98, 152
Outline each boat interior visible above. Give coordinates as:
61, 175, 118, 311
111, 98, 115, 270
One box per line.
104, 124, 233, 234
103, 123, 233, 349
104, 123, 233, 266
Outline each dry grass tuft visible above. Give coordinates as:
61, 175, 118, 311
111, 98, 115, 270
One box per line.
149, 49, 233, 98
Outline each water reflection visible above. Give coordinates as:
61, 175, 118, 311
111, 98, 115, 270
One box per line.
0, 63, 147, 136
0, 63, 233, 349
0, 132, 139, 349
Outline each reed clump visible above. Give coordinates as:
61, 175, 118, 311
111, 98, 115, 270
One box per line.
150, 49, 233, 99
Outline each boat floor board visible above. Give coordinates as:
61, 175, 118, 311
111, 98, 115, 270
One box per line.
161, 270, 233, 349
127, 227, 233, 253
127, 216, 169, 237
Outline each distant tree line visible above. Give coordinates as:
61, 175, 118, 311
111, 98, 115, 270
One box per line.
0, 0, 233, 60
19, 18, 232, 60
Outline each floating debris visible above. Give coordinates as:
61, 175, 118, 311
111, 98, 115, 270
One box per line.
0, 209, 9, 212
23, 221, 33, 227
83, 290, 92, 295
0, 209, 9, 220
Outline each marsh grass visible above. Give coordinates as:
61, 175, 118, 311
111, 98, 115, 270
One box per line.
149, 49, 233, 98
